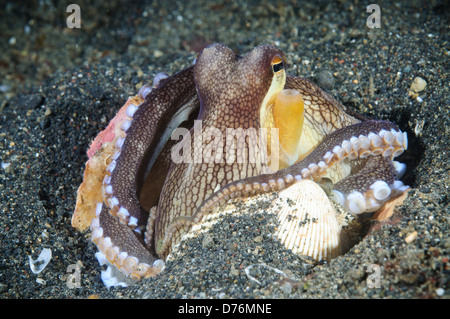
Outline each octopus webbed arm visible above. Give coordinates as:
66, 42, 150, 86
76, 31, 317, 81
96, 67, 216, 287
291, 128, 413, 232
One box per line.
89, 66, 200, 280
139, 138, 174, 212
286, 75, 369, 122
91, 204, 160, 279
286, 75, 343, 107
102, 66, 198, 228
195, 120, 408, 219
332, 156, 398, 213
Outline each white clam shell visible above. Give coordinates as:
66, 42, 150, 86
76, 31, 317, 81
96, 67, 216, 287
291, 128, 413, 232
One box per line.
271, 180, 343, 261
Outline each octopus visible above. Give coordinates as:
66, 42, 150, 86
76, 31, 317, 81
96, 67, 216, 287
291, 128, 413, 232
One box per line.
72, 43, 408, 286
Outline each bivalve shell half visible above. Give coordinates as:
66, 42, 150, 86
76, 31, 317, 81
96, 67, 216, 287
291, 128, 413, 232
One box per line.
271, 179, 343, 261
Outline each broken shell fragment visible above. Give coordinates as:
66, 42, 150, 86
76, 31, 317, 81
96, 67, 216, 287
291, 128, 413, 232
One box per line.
29, 248, 52, 274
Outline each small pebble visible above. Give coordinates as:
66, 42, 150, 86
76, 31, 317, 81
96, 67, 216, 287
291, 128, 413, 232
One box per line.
0, 84, 11, 93
253, 235, 263, 243
405, 231, 418, 244
153, 49, 163, 58
410, 77, 427, 93
316, 70, 335, 90
280, 281, 293, 294
403, 66, 411, 73
230, 265, 240, 276
201, 234, 215, 249
1, 162, 11, 171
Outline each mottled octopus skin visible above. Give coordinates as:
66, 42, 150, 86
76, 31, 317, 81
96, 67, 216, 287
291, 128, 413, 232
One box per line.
92, 43, 408, 280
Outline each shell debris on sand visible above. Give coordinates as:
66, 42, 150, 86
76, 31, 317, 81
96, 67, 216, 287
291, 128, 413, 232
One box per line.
170, 180, 360, 262
29, 248, 52, 274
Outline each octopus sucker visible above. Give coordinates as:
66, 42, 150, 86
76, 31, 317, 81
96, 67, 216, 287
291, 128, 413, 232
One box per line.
72, 43, 409, 286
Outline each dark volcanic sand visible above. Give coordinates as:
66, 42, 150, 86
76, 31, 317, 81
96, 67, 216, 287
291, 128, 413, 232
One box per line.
0, 0, 448, 299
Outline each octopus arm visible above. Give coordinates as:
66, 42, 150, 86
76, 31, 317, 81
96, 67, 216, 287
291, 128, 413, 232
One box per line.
102, 66, 198, 228
194, 120, 408, 220
89, 66, 201, 279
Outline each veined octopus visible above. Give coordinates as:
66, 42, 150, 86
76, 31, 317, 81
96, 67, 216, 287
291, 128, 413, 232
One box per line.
72, 43, 408, 287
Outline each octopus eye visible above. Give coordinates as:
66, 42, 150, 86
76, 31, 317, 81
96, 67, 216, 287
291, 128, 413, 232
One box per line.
271, 55, 284, 74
